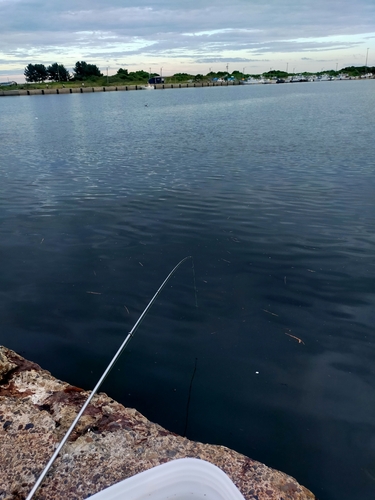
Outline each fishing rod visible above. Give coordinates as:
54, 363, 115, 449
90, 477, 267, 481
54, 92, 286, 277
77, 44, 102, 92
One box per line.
26, 255, 196, 500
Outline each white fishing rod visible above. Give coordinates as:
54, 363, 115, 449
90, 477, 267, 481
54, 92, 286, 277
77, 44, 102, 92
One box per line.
26, 255, 196, 500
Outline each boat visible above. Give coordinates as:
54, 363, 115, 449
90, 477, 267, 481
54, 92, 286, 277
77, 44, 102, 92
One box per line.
88, 458, 245, 500
315, 74, 332, 82
241, 77, 269, 84
240, 77, 260, 84
139, 83, 155, 90
289, 75, 309, 83
140, 70, 155, 90
0, 80, 17, 86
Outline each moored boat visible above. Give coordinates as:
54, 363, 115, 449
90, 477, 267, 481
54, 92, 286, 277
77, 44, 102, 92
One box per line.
139, 83, 155, 90
289, 75, 309, 82
315, 74, 332, 82
240, 77, 261, 84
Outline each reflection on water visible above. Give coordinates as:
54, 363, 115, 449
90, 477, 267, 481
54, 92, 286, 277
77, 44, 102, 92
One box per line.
1, 81, 375, 500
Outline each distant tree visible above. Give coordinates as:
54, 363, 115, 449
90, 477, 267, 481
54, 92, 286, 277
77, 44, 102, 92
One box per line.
263, 70, 288, 78
132, 70, 150, 81
34, 64, 48, 82
231, 70, 244, 77
24, 63, 48, 82
24, 64, 37, 82
116, 68, 129, 79
47, 63, 70, 81
341, 65, 374, 76
115, 69, 151, 82
172, 73, 194, 82
58, 64, 70, 81
73, 61, 103, 80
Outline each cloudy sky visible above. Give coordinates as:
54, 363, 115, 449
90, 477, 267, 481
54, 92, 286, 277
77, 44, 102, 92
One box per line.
1, 0, 374, 81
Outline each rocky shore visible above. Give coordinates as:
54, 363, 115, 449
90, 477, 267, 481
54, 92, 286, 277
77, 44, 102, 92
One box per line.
0, 346, 315, 500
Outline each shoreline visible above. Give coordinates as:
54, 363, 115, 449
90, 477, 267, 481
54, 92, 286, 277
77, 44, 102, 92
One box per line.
1, 81, 240, 97
1, 77, 372, 97
0, 345, 315, 500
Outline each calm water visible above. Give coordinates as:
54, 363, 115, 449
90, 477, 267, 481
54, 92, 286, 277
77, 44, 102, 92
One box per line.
1, 81, 375, 500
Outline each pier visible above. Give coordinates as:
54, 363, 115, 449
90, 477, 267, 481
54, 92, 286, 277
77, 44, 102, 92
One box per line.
0, 81, 241, 97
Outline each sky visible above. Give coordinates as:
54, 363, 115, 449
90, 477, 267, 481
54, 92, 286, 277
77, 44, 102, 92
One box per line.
1, 0, 374, 82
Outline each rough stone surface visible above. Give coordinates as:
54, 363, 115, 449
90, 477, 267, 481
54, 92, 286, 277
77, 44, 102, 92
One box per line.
0, 346, 315, 500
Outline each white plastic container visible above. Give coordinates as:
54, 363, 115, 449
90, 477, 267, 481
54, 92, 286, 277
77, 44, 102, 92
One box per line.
88, 457, 245, 500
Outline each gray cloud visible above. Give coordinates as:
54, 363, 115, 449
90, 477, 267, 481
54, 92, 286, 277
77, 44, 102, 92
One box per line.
1, 0, 374, 78
2, 1, 374, 37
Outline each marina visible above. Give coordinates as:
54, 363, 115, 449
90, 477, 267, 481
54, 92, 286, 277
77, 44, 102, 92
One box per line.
0, 75, 373, 97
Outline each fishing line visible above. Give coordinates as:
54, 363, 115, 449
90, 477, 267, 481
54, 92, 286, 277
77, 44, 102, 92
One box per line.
183, 357, 198, 437
191, 258, 198, 308
26, 255, 196, 500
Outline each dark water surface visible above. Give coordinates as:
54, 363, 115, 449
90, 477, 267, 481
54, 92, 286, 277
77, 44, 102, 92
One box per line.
1, 81, 375, 499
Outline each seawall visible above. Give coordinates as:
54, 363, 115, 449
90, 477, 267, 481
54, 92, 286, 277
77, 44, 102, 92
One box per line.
0, 81, 240, 97
0, 346, 315, 500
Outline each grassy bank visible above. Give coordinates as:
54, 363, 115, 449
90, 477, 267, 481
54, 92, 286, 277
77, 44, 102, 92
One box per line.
2, 75, 197, 91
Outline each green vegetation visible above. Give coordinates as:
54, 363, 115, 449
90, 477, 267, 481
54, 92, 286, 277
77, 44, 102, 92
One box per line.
47, 63, 70, 82
341, 65, 374, 76
2, 61, 371, 91
116, 68, 151, 82
24, 64, 48, 82
263, 70, 289, 79
170, 73, 194, 82
73, 61, 102, 80
24, 63, 70, 82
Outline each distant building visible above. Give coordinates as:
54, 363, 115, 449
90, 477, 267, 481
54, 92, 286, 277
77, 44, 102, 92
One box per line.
0, 81, 17, 86
148, 76, 164, 84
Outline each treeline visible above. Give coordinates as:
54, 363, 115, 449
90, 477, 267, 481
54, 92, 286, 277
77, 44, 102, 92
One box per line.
24, 62, 158, 83
341, 65, 375, 76
24, 63, 70, 82
23, 61, 375, 83
24, 61, 103, 82
116, 68, 153, 82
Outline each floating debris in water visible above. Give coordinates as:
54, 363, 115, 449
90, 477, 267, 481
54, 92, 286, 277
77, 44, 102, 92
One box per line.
262, 309, 278, 317
285, 332, 305, 344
